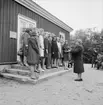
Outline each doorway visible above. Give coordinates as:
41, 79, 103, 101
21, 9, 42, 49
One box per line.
17, 14, 36, 61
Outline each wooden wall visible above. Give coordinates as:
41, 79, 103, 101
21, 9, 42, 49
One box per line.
0, 0, 70, 64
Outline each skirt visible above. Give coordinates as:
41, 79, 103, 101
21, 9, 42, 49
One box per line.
63, 52, 69, 61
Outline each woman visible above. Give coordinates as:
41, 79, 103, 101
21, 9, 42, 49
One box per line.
27, 29, 40, 79
62, 40, 70, 70
38, 28, 45, 70
57, 37, 62, 67
51, 36, 59, 68
70, 39, 84, 81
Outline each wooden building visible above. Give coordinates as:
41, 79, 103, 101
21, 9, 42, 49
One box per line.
0, 0, 73, 67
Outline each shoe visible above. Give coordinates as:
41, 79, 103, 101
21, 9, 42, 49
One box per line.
30, 76, 37, 80
34, 70, 40, 73
74, 78, 83, 81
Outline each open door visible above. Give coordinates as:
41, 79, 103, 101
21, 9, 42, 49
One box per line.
17, 14, 36, 61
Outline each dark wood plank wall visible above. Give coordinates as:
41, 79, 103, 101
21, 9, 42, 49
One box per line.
0, 0, 3, 62
0, 0, 70, 64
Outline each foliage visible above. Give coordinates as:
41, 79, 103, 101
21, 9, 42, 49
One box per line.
70, 28, 103, 63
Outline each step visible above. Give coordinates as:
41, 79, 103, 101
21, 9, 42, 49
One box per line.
3, 68, 31, 76
0, 70, 70, 84
1, 73, 37, 83
11, 65, 30, 70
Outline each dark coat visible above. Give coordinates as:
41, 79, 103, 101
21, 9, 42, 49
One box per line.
51, 40, 59, 59
71, 45, 84, 73
27, 37, 40, 65
48, 40, 52, 54
44, 38, 49, 57
62, 44, 70, 61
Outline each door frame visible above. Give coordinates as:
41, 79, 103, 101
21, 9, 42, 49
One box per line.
17, 14, 37, 61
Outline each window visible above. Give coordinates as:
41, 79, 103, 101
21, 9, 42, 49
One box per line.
59, 32, 65, 44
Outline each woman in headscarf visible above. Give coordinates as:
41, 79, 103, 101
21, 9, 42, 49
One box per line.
62, 40, 70, 70
70, 39, 84, 81
27, 28, 40, 79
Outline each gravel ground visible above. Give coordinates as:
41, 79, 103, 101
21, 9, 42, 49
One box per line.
0, 64, 103, 105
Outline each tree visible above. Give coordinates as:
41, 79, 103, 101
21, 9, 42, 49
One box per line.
70, 28, 103, 63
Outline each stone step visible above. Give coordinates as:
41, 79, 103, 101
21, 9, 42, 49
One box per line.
11, 65, 30, 70
3, 68, 31, 76
1, 73, 37, 83
1, 70, 69, 84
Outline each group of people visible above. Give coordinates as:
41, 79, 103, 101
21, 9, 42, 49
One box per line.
91, 49, 103, 70
18, 27, 84, 81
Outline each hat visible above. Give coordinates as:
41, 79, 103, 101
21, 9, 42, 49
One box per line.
25, 28, 32, 33
30, 28, 37, 36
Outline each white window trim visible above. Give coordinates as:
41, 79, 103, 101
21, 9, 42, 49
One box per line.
17, 14, 37, 61
59, 32, 65, 41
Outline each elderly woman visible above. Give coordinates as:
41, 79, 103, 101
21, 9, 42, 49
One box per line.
70, 39, 84, 81
27, 29, 40, 79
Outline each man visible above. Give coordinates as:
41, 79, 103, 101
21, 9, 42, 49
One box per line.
70, 39, 84, 81
91, 48, 98, 68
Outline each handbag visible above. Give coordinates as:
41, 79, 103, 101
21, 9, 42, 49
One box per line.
17, 48, 23, 56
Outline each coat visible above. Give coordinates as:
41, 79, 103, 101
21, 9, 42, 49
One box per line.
39, 35, 44, 57
51, 40, 59, 59
44, 38, 49, 57
20, 32, 30, 56
27, 37, 40, 65
71, 45, 84, 73
62, 44, 70, 61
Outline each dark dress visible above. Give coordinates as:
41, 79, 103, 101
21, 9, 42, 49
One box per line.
44, 38, 49, 58
47, 40, 52, 68
71, 45, 84, 73
27, 37, 40, 65
51, 40, 59, 59
62, 44, 70, 61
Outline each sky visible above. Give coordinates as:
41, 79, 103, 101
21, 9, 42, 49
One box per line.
33, 0, 103, 33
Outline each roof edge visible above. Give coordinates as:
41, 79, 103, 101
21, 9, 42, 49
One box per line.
15, 0, 73, 32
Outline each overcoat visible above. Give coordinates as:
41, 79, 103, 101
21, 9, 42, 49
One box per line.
27, 37, 40, 65
51, 40, 59, 59
71, 45, 84, 73
44, 38, 49, 57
